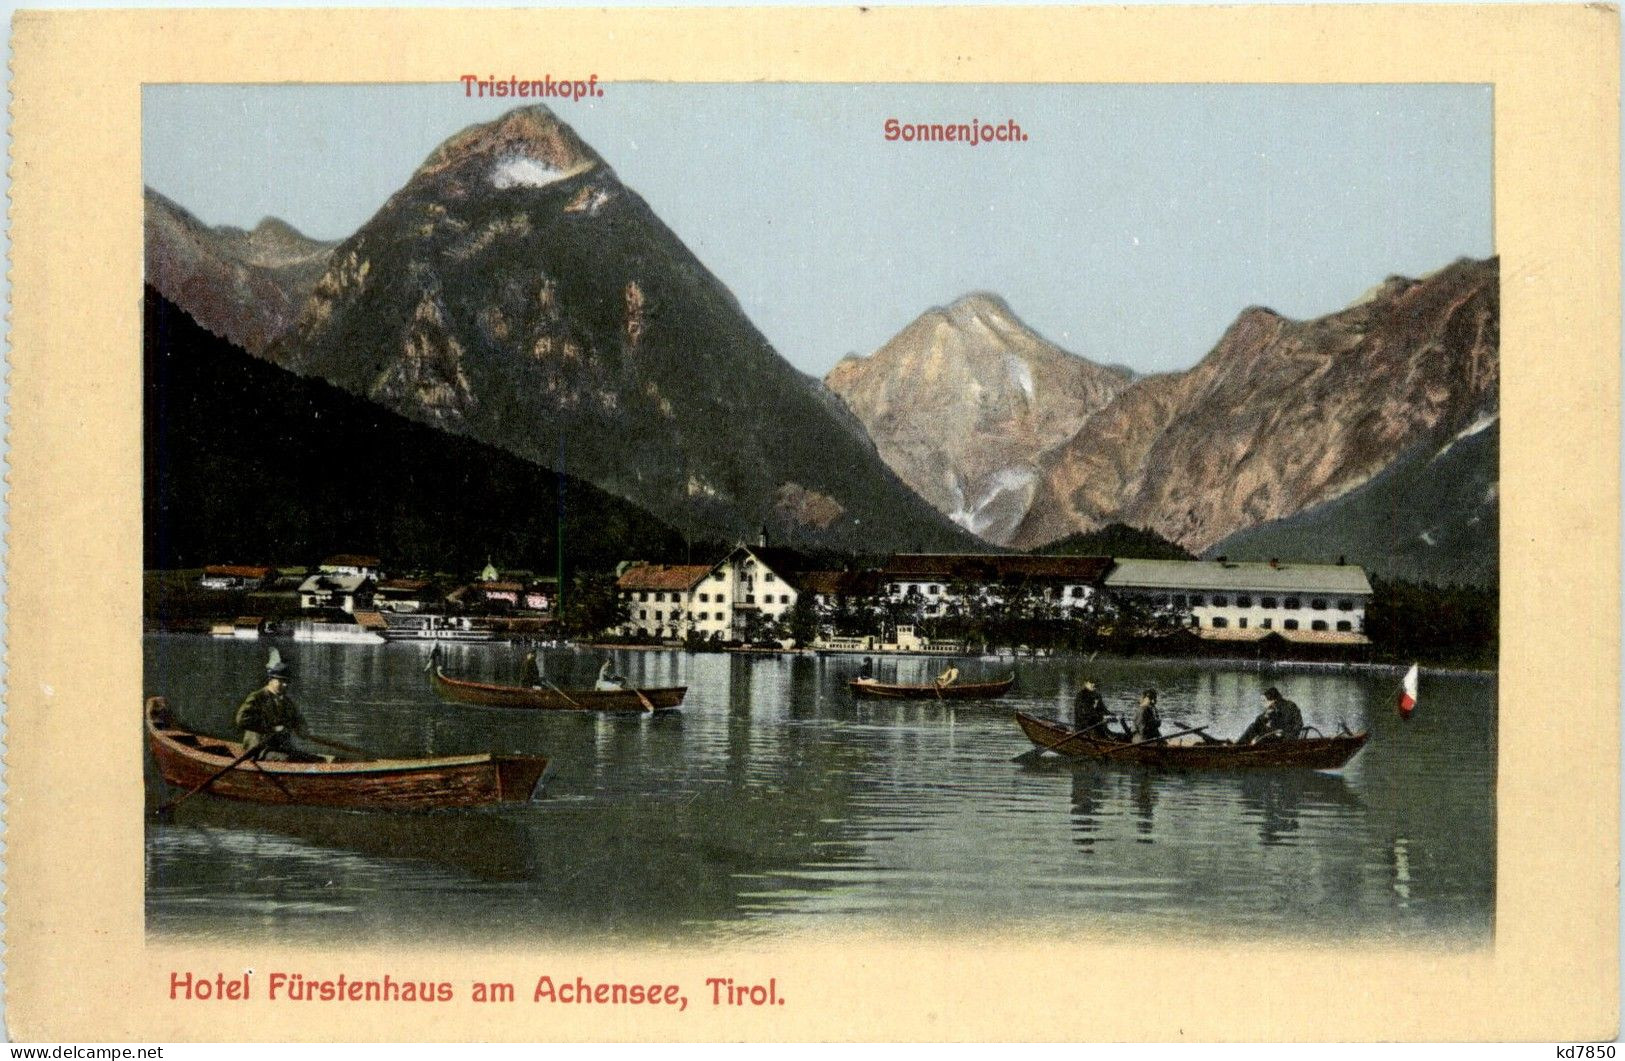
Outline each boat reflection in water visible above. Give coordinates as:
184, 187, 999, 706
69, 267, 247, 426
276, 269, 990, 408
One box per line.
144, 636, 1495, 944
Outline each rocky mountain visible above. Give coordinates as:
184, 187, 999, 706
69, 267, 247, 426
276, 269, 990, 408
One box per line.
1010, 257, 1500, 559
144, 285, 691, 573
144, 188, 337, 355
823, 294, 1133, 544
1208, 415, 1498, 585
263, 106, 975, 554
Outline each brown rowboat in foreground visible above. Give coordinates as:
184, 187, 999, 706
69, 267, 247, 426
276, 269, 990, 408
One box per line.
1014, 710, 1368, 770
430, 665, 686, 712
145, 697, 551, 810
850, 674, 1016, 701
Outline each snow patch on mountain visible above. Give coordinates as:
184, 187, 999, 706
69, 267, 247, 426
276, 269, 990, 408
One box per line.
491, 156, 569, 190
1431, 412, 1498, 462
1004, 354, 1035, 402
948, 466, 1037, 538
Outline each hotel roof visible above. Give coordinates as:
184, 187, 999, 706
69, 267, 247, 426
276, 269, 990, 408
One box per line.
616, 563, 715, 592
882, 554, 1113, 583
1106, 558, 1372, 595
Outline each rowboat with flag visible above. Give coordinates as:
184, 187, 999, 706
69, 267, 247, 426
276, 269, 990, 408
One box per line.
145, 697, 553, 810
1013, 711, 1369, 770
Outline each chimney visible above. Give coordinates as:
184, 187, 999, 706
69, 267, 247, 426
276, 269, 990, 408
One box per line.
758, 524, 769, 548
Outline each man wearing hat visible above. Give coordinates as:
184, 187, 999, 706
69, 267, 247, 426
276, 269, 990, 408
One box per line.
1073, 678, 1110, 737
235, 649, 317, 761
1238, 686, 1304, 744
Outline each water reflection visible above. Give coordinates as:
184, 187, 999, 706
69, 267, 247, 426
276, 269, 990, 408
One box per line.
144, 637, 1494, 944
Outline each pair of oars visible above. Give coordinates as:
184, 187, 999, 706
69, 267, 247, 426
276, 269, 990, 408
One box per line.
156, 730, 369, 817
543, 678, 657, 713
1013, 720, 1214, 764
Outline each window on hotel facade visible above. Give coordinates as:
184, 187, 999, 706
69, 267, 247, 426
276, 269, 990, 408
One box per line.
1285, 597, 1301, 609
1312, 620, 1328, 631
1336, 620, 1352, 632
638, 610, 647, 619
1238, 617, 1248, 629
1338, 599, 1354, 611
780, 594, 789, 604
889, 584, 900, 595
1284, 619, 1298, 630
765, 572, 775, 582
1173, 595, 1188, 608
1190, 594, 1204, 607
1237, 595, 1252, 608
1071, 586, 1084, 598
1262, 596, 1277, 609
1212, 595, 1229, 607
1312, 599, 1327, 610
1261, 618, 1273, 630
1212, 617, 1229, 628
745, 594, 755, 604
699, 593, 709, 603
714, 572, 724, 581
929, 584, 940, 595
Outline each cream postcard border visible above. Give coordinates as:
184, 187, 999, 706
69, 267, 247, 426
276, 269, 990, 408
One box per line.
7, 5, 1620, 1041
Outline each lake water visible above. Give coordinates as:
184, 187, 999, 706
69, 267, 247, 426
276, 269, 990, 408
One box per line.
144, 636, 1495, 946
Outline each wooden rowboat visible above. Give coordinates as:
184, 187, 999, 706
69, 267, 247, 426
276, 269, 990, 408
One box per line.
145, 697, 551, 810
1014, 711, 1368, 770
849, 674, 1015, 701
430, 665, 686, 712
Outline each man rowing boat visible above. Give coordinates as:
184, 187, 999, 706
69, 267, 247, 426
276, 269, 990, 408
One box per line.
234, 650, 325, 763
1072, 679, 1112, 737
1238, 686, 1305, 744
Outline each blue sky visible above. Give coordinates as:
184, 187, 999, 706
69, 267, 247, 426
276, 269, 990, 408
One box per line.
144, 82, 1492, 376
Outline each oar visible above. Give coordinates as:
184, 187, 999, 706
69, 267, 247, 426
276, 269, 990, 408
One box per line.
1012, 719, 1111, 764
546, 682, 585, 708
1102, 724, 1211, 756
631, 687, 657, 713
157, 744, 262, 817
245, 752, 300, 801
303, 733, 369, 758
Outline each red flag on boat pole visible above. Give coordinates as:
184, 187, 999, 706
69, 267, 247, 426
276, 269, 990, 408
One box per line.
1397, 663, 1419, 719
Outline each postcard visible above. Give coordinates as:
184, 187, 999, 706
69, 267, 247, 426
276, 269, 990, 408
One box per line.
5, 4, 1619, 1043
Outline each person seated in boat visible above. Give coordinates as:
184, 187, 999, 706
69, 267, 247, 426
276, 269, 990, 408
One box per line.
1073, 679, 1111, 736
520, 651, 542, 689
234, 651, 324, 763
935, 665, 959, 688
856, 657, 876, 683
595, 659, 628, 691
1131, 688, 1163, 743
1238, 686, 1304, 744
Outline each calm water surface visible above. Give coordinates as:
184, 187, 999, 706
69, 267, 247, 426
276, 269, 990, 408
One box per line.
144, 637, 1495, 945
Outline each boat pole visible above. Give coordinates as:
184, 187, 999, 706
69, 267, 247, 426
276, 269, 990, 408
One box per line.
157, 744, 263, 816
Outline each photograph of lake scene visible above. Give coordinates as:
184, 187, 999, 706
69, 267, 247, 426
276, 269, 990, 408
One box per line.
143, 82, 1497, 946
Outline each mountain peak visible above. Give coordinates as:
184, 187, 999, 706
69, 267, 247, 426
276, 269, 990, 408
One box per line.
414, 105, 602, 183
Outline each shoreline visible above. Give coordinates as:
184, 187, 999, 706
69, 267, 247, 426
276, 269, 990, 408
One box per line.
149, 628, 1495, 676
